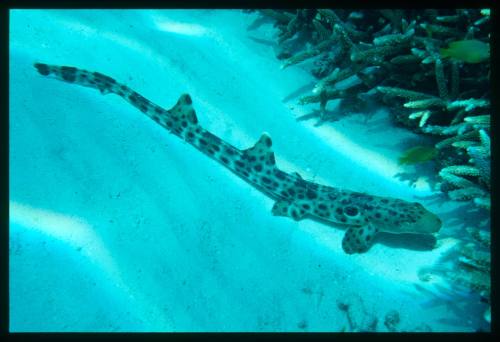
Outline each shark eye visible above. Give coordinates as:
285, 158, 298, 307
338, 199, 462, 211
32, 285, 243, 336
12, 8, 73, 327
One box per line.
344, 206, 359, 217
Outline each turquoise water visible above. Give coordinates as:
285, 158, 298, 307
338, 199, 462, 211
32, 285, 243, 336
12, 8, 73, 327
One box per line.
10, 10, 489, 332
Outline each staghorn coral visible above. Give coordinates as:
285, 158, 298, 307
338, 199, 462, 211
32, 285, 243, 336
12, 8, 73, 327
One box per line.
417, 224, 491, 326
250, 9, 490, 209
437, 128, 490, 208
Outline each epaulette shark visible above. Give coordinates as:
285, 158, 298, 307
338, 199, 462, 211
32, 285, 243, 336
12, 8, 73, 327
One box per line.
33, 63, 442, 254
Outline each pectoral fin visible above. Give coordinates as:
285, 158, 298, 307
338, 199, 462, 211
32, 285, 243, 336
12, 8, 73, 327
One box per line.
342, 224, 379, 254
272, 200, 306, 221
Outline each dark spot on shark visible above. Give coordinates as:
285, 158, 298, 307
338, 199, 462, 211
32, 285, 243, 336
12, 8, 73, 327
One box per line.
248, 155, 256, 162
129, 92, 149, 110
276, 171, 286, 180
345, 206, 358, 216
363, 204, 374, 211
254, 164, 263, 172
220, 156, 229, 164
266, 154, 275, 165
306, 190, 317, 199
187, 132, 194, 139
263, 136, 272, 147
359, 229, 364, 235
288, 189, 295, 196
262, 176, 271, 184
302, 204, 310, 210
318, 203, 327, 210
61, 66, 77, 82
336, 207, 343, 215
366, 235, 371, 241
181, 121, 188, 128
341, 199, 351, 205
226, 149, 236, 155
340, 217, 347, 223
328, 193, 338, 200
388, 210, 397, 216
375, 213, 381, 218
35, 63, 50, 76
184, 95, 192, 104
93, 72, 116, 85
381, 199, 389, 203
235, 160, 245, 168
199, 138, 208, 146
166, 121, 173, 128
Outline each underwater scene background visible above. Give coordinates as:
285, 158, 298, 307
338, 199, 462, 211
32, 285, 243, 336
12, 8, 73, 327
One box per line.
9, 9, 490, 332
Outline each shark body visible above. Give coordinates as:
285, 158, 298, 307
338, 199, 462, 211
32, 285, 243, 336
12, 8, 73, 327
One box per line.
34, 63, 442, 254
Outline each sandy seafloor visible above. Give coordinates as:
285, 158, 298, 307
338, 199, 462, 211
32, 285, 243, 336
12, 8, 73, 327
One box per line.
9, 10, 490, 332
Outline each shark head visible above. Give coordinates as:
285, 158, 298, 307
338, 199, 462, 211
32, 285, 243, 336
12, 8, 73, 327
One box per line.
335, 195, 442, 254
365, 199, 442, 234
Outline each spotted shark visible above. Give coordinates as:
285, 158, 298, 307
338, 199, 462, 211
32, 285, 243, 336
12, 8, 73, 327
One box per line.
33, 63, 442, 254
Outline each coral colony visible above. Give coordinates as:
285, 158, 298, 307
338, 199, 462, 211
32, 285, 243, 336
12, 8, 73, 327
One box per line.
249, 9, 490, 210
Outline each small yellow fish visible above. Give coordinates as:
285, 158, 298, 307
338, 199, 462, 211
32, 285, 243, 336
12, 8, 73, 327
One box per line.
398, 146, 438, 165
440, 39, 490, 64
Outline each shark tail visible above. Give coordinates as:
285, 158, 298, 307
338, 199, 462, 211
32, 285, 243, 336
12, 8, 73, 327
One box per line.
34, 62, 121, 95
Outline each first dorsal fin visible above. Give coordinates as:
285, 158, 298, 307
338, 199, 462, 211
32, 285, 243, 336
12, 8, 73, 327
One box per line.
168, 94, 198, 125
243, 133, 276, 166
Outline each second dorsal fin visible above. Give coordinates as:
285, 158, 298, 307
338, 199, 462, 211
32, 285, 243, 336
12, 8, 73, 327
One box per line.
243, 133, 276, 166
168, 94, 198, 125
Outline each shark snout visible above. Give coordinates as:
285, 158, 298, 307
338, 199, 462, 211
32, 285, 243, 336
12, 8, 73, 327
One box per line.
416, 211, 442, 233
